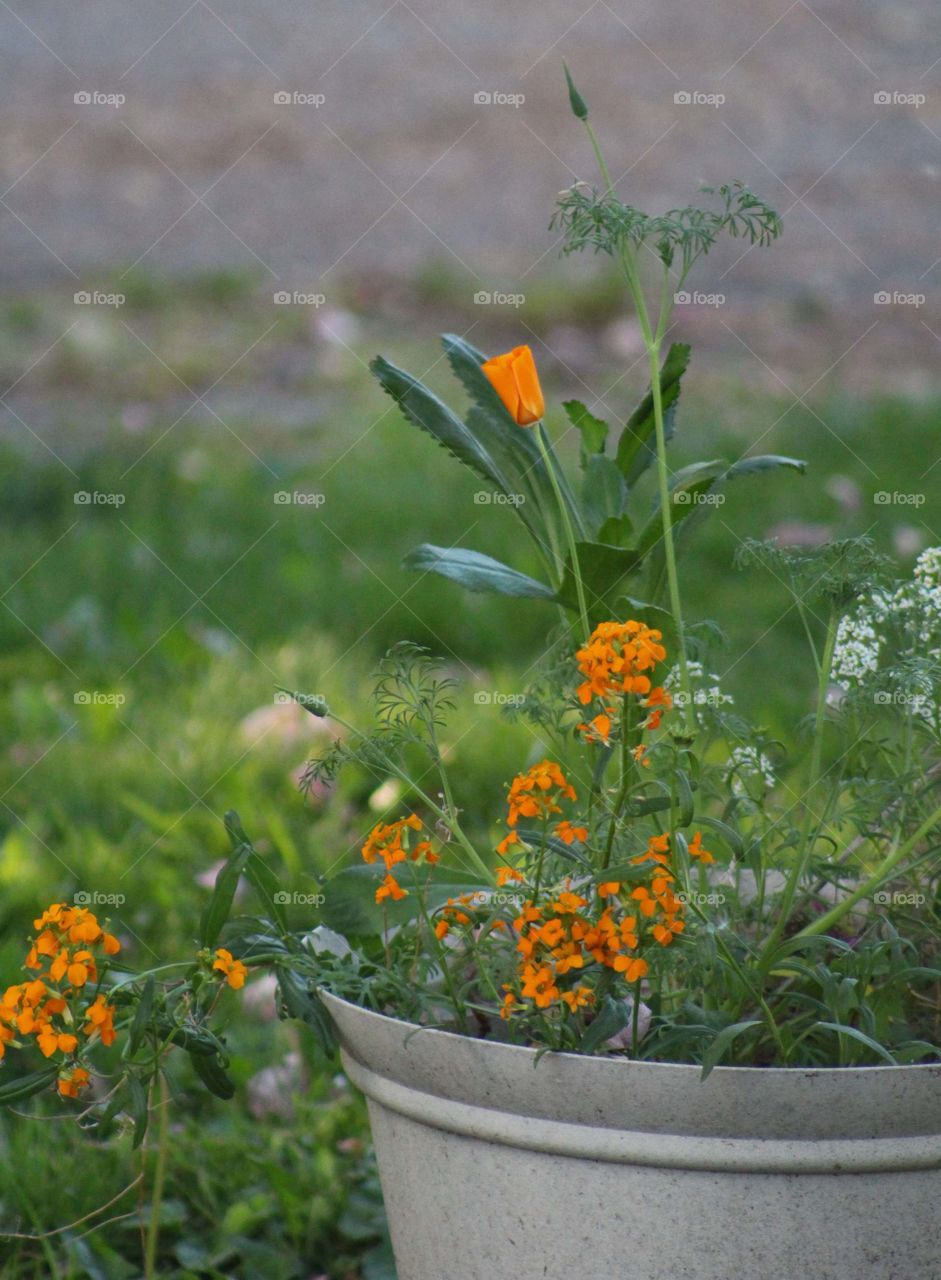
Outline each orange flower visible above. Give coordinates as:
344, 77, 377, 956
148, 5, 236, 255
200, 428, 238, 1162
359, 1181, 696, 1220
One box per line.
212, 948, 248, 990
644, 685, 673, 731
84, 994, 118, 1047
520, 963, 559, 1008
481, 345, 544, 426
575, 620, 666, 706
554, 820, 588, 846
577, 711, 613, 745
375, 873, 407, 905
496, 865, 524, 886
561, 986, 594, 1012
597, 881, 621, 898
688, 831, 715, 864
57, 1066, 90, 1099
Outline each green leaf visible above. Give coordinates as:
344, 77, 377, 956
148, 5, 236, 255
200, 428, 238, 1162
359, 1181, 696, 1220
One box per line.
371, 354, 508, 495
320, 862, 487, 937
579, 995, 629, 1054
615, 343, 690, 486
403, 544, 555, 600
127, 1073, 150, 1147
582, 455, 628, 539
0, 1067, 57, 1105
694, 816, 744, 860
190, 1050, 236, 1100
700, 1019, 762, 1079
224, 811, 290, 934
128, 976, 155, 1057
812, 1022, 898, 1066
563, 399, 608, 463
727, 453, 807, 478
277, 971, 336, 1056
556, 541, 641, 617
200, 833, 252, 950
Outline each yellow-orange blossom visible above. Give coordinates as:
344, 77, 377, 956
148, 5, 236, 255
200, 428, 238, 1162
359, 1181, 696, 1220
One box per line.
481, 345, 545, 426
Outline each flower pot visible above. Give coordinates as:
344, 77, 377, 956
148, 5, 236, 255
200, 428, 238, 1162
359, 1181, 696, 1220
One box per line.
320, 991, 941, 1280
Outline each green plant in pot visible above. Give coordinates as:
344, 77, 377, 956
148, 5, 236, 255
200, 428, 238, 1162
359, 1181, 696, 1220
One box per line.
2, 67, 939, 1280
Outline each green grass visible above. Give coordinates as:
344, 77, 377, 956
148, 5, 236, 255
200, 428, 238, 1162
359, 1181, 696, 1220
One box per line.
0, 274, 937, 1276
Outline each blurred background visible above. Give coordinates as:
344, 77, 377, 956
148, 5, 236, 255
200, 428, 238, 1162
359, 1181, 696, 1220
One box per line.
1, 1, 939, 1275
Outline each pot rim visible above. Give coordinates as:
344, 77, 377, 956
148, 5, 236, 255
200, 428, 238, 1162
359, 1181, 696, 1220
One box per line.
319, 988, 940, 1077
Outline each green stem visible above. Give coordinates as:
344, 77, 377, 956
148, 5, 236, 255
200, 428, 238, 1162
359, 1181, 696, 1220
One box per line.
793, 799, 941, 941
759, 608, 838, 963
536, 423, 590, 643
143, 1072, 169, 1280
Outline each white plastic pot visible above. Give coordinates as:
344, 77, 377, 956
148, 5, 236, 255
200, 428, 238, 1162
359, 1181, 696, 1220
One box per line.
321, 991, 941, 1280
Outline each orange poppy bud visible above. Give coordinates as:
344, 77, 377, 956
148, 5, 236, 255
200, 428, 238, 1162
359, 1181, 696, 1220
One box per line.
481, 345, 545, 427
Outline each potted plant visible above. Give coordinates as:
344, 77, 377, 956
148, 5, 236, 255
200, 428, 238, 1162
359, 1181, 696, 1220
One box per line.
2, 67, 939, 1280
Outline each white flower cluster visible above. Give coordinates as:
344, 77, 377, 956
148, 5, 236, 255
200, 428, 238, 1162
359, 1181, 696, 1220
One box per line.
725, 745, 775, 796
665, 660, 734, 712
830, 547, 941, 725
831, 613, 880, 685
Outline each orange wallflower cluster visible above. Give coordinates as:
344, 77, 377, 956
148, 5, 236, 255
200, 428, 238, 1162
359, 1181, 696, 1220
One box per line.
629, 831, 714, 946
496, 761, 582, 868
575, 621, 672, 751
361, 814, 438, 904
503, 886, 648, 1019
1, 903, 121, 1098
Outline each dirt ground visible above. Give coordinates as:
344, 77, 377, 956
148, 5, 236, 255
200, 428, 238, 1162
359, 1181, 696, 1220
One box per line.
1, 0, 940, 390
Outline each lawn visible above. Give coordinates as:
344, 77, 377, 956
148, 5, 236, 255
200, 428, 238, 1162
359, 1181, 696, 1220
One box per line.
0, 272, 937, 1277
